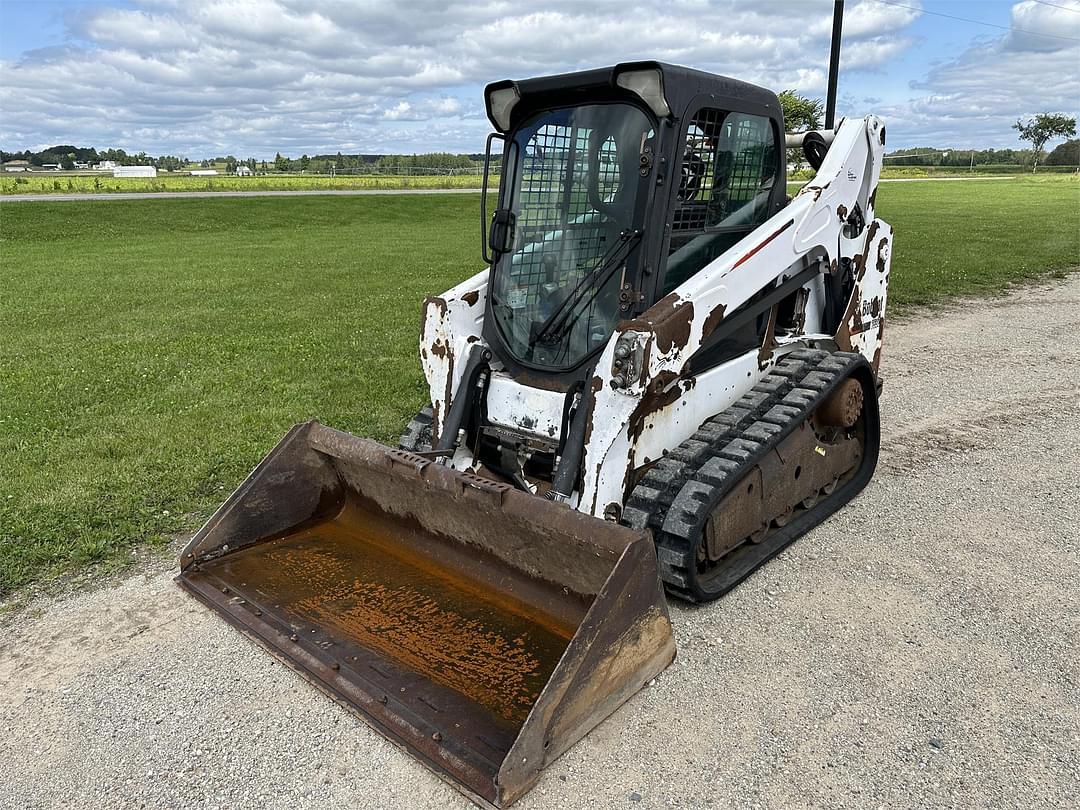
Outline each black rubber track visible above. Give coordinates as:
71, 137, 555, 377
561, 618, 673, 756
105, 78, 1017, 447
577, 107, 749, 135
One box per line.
622, 348, 881, 603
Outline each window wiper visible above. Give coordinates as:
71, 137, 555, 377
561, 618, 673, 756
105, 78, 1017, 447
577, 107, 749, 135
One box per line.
530, 229, 642, 347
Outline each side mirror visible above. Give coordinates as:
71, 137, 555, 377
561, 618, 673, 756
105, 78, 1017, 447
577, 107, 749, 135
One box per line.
488, 208, 516, 256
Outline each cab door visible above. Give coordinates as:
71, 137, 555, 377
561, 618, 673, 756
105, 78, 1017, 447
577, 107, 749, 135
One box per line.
657, 106, 783, 297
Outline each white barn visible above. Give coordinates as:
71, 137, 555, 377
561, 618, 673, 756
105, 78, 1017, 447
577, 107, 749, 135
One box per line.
113, 166, 157, 177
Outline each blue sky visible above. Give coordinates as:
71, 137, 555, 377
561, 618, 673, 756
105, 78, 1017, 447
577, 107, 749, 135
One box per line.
1, 1, 1077, 157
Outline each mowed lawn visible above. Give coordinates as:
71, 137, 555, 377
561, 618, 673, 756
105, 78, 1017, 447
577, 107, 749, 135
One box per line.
0, 173, 485, 196
1, 177, 1077, 596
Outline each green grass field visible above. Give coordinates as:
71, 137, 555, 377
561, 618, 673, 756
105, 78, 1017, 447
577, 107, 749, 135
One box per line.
0, 173, 486, 195
1, 176, 1077, 597
4, 164, 1076, 196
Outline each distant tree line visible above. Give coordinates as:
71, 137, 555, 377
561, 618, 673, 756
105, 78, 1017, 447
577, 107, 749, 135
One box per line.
0, 146, 490, 175
266, 151, 484, 174
15, 135, 1075, 178
886, 147, 1034, 166
1045, 139, 1080, 165
0, 146, 190, 170
884, 143, 1078, 168
888, 113, 1076, 171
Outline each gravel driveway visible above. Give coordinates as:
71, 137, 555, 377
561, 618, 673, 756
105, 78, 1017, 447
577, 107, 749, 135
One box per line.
3, 275, 1078, 810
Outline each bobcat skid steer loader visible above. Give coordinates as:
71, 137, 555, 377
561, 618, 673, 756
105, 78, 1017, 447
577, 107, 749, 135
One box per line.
178, 61, 892, 807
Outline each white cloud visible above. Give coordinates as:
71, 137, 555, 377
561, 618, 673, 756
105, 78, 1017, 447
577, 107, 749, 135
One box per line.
882, 1, 1080, 149
3, 0, 1068, 155
842, 0, 920, 38
843, 36, 914, 70
1009, 0, 1080, 52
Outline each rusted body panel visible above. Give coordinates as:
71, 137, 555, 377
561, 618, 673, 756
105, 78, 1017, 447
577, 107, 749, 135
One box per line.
576, 118, 889, 516
580, 350, 774, 516
420, 269, 488, 443
835, 219, 892, 369
177, 422, 674, 807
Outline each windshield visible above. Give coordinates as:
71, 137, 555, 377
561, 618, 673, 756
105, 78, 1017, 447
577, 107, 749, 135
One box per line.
491, 103, 653, 369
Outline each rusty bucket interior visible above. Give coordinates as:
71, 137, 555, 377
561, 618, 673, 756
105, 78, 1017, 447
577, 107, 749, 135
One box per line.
177, 421, 674, 807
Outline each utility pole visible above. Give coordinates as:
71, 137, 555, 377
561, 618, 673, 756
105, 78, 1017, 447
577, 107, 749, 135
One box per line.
825, 0, 845, 130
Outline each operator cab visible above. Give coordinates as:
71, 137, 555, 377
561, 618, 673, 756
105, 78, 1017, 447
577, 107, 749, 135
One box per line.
481, 61, 787, 385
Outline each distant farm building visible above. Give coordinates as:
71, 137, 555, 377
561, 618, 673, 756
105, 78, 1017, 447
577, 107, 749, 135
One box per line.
235, 166, 252, 176
113, 166, 157, 178
40, 163, 62, 171
95, 160, 118, 170
189, 169, 218, 176
3, 160, 30, 172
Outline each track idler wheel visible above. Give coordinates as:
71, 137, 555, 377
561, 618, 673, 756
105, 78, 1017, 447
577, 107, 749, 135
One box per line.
816, 378, 864, 428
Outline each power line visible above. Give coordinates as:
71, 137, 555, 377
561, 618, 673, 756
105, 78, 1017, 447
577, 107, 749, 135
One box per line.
870, 0, 1080, 43
1030, 0, 1080, 14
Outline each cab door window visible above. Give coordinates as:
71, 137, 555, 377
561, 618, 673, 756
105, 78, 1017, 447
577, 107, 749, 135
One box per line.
663, 108, 778, 294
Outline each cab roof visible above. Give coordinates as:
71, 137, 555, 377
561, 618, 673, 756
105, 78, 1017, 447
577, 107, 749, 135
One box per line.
484, 60, 781, 133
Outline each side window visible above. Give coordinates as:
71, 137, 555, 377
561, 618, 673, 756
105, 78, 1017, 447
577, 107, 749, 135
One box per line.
663, 108, 778, 293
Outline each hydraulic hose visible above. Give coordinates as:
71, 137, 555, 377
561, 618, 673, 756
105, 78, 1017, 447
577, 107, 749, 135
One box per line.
548, 378, 595, 501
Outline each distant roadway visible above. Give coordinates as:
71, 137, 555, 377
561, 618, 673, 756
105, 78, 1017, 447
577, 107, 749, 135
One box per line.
0, 175, 1018, 203
0, 188, 487, 203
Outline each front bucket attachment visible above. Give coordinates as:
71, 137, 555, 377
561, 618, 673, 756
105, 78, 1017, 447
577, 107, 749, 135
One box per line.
177, 421, 674, 807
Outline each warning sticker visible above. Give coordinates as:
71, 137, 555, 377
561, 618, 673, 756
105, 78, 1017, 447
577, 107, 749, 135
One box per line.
506, 287, 528, 308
